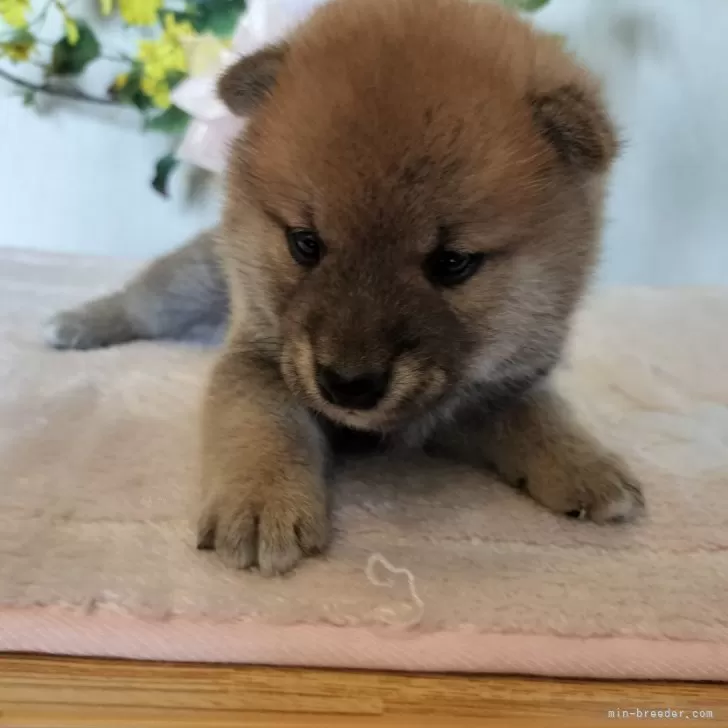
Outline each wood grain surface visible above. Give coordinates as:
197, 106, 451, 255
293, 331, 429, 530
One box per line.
0, 656, 726, 727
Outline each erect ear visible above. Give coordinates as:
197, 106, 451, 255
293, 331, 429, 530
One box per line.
217, 42, 289, 117
530, 84, 619, 172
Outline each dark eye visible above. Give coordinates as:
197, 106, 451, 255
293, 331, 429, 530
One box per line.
425, 249, 485, 287
286, 228, 324, 267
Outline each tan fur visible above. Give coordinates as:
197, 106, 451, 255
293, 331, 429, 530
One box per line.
45, 0, 643, 575
196, 332, 329, 575
432, 385, 644, 523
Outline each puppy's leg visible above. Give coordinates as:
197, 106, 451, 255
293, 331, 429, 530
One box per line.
45, 228, 228, 349
197, 339, 330, 576
441, 385, 644, 523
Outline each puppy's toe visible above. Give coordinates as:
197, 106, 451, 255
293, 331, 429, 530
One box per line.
44, 305, 135, 350
524, 454, 645, 525
44, 311, 96, 350
256, 504, 329, 577
586, 471, 645, 524
214, 506, 258, 571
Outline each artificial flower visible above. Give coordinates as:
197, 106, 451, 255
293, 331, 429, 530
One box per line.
181, 33, 230, 77
0, 0, 30, 28
172, 0, 329, 172
111, 71, 128, 90
137, 13, 195, 108
63, 16, 79, 45
143, 78, 171, 108
119, 0, 162, 27
0, 30, 34, 61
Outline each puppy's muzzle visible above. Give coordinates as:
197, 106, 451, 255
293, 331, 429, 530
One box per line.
315, 364, 391, 410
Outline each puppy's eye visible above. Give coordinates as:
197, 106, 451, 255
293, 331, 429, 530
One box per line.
286, 228, 324, 267
425, 249, 485, 287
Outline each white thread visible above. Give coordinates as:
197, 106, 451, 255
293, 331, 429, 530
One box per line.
365, 553, 425, 628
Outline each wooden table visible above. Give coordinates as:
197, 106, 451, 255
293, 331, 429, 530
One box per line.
1, 656, 726, 727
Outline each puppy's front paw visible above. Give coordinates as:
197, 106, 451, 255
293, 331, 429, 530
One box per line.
44, 298, 135, 350
197, 473, 329, 576
522, 449, 645, 524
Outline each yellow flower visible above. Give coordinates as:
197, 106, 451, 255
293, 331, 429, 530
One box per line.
112, 71, 129, 90
136, 13, 195, 108
99, 0, 113, 16
119, 0, 161, 26
162, 13, 195, 43
0, 31, 34, 61
0, 0, 30, 28
64, 15, 79, 45
141, 76, 171, 109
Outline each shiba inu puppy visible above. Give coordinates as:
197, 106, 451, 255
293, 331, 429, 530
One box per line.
46, 0, 644, 575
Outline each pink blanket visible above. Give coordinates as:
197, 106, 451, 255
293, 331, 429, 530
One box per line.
1, 248, 726, 680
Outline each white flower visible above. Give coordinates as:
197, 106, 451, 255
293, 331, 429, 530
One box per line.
172, 0, 329, 173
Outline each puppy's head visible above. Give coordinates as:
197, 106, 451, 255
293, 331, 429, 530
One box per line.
218, 0, 617, 432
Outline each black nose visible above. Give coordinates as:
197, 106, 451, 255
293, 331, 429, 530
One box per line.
315, 365, 390, 410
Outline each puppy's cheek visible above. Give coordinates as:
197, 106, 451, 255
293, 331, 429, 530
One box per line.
281, 339, 317, 402
388, 360, 449, 415
416, 368, 450, 412
426, 368, 449, 400
387, 358, 423, 409
279, 355, 298, 396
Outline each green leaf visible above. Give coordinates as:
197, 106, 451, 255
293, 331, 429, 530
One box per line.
151, 154, 179, 197
110, 66, 152, 111
204, 0, 245, 37
160, 9, 203, 31
145, 105, 190, 134
502, 0, 550, 10
166, 70, 187, 91
193, 0, 246, 38
50, 20, 100, 76
9, 27, 35, 46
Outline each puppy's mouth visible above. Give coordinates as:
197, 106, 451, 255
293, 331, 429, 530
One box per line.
280, 339, 447, 432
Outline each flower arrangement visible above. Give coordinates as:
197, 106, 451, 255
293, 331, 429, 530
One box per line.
0, 0, 245, 194
0, 0, 549, 196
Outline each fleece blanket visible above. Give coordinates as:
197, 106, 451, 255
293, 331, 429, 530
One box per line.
0, 247, 727, 681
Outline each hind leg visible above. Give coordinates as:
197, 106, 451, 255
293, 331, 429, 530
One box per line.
44, 228, 229, 349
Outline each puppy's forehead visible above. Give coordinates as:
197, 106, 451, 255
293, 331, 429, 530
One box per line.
247, 0, 560, 236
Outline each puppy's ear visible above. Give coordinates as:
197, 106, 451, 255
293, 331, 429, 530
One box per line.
530, 85, 619, 172
217, 42, 289, 116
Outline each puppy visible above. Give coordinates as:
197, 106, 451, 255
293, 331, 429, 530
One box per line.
46, 0, 644, 575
